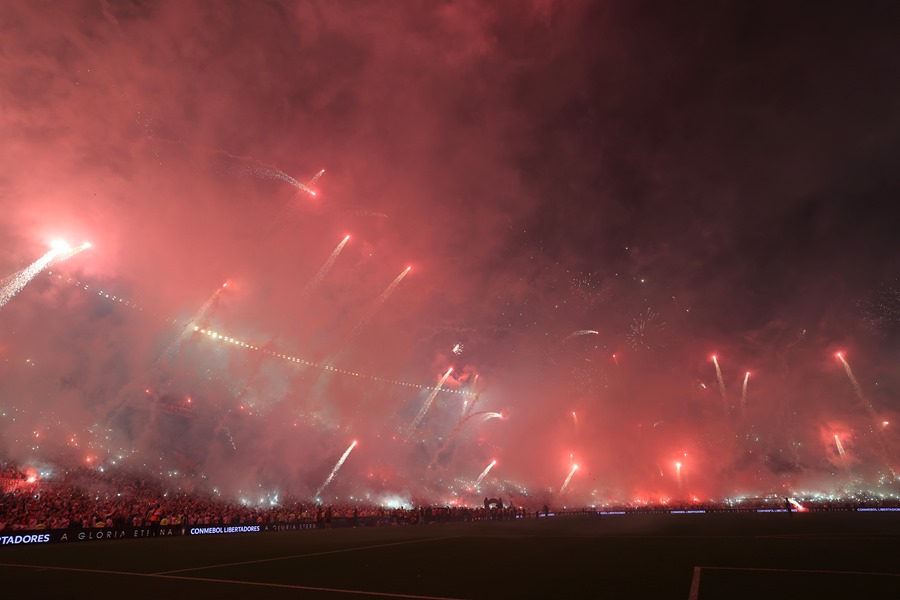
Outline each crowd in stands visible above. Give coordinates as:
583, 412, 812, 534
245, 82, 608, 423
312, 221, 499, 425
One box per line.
3, 460, 899, 532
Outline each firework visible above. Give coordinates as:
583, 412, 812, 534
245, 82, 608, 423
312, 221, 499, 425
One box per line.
833, 434, 846, 458
559, 464, 579, 494
315, 440, 358, 498
452, 343, 464, 355
712, 355, 728, 414
741, 371, 750, 414
302, 235, 350, 296
234, 162, 317, 197
0, 241, 89, 309
429, 410, 502, 468
627, 308, 665, 350
566, 330, 598, 339
353, 267, 411, 335
675, 461, 683, 490
308, 168, 325, 187
408, 367, 453, 434
836, 353, 876, 415
159, 282, 227, 363
475, 460, 497, 486
572, 411, 579, 431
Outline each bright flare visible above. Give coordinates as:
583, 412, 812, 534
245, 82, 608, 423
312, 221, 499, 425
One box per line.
559, 464, 579, 495
408, 367, 453, 434
475, 460, 497, 486
1, 242, 90, 309
712, 355, 728, 414
834, 434, 846, 458
741, 371, 750, 414
302, 235, 351, 296
316, 440, 358, 498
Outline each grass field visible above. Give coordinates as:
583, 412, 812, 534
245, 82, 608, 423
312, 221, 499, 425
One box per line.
2, 512, 899, 599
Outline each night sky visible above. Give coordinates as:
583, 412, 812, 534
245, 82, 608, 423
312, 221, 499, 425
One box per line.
1, 1, 899, 506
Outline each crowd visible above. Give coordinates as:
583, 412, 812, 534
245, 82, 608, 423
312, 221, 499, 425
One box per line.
3, 460, 899, 532
1, 461, 525, 532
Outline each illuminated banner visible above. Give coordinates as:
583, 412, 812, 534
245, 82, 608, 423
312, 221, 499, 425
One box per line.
1, 526, 183, 545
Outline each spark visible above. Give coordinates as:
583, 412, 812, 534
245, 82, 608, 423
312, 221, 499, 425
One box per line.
308, 168, 325, 187
452, 343, 464, 355
474, 460, 497, 486
572, 411, 579, 430
712, 355, 728, 414
159, 283, 227, 363
1, 242, 90, 309
315, 440, 358, 498
408, 367, 453, 434
566, 330, 598, 339
560, 464, 579, 494
834, 434, 846, 458
302, 235, 350, 296
627, 308, 665, 350
352, 267, 412, 335
741, 371, 750, 414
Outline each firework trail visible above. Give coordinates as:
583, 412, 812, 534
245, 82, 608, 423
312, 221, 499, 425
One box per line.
353, 267, 411, 335
834, 434, 846, 458
566, 330, 598, 339
627, 308, 665, 350
712, 356, 729, 414
408, 367, 454, 436
836, 354, 876, 415
429, 410, 502, 467
0, 242, 90, 309
559, 464, 579, 494
474, 460, 497, 486
302, 235, 350, 296
741, 372, 750, 414
159, 283, 227, 363
836, 353, 896, 475
315, 440, 358, 498
217, 148, 317, 197
308, 169, 325, 187
572, 411, 579, 432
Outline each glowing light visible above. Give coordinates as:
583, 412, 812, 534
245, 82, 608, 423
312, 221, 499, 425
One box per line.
315, 440, 358, 498
1, 242, 90, 309
560, 464, 579, 494
712, 355, 728, 414
408, 367, 455, 433
741, 371, 750, 414
302, 235, 351, 296
475, 460, 497, 486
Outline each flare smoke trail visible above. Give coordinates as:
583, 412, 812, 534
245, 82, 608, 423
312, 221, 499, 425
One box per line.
302, 235, 350, 296
836, 354, 876, 414
566, 329, 598, 339
712, 356, 728, 414
353, 267, 412, 335
429, 411, 502, 468
408, 367, 453, 435
0, 242, 90, 309
308, 169, 325, 186
475, 460, 497, 486
315, 440, 358, 498
559, 464, 579, 494
834, 434, 846, 458
741, 372, 750, 414
160, 283, 227, 362
836, 353, 896, 474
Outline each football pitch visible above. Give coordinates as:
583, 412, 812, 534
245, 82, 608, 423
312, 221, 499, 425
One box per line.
2, 512, 899, 599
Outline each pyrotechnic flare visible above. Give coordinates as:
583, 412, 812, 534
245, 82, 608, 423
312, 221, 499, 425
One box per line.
566, 330, 598, 339
741, 372, 750, 414
316, 440, 358, 498
712, 355, 728, 414
308, 169, 325, 187
836, 354, 877, 414
408, 367, 453, 435
233, 161, 317, 197
353, 266, 412, 336
572, 411, 579, 431
834, 434, 846, 458
0, 241, 89, 309
159, 282, 228, 362
302, 235, 350, 296
675, 461, 683, 490
475, 460, 497, 486
559, 464, 579, 494
429, 411, 502, 468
